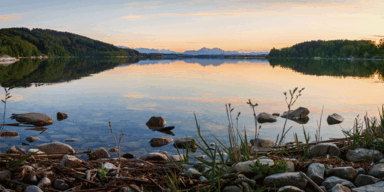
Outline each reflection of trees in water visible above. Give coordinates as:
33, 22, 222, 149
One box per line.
269, 59, 384, 81
0, 57, 140, 87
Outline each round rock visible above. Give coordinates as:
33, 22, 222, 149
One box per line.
92, 147, 110, 159
26, 136, 39, 142
264, 172, 308, 189
173, 137, 197, 149
327, 113, 345, 125
33, 142, 75, 154
346, 148, 384, 162
329, 167, 358, 181
139, 152, 169, 162
11, 113, 54, 126
149, 137, 173, 147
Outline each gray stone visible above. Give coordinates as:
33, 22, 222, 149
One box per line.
92, 147, 110, 159
281, 107, 310, 120
257, 112, 278, 123
231, 159, 274, 174
185, 168, 202, 179
351, 181, 384, 192
37, 177, 51, 188
103, 162, 117, 170
264, 172, 308, 189
199, 176, 208, 182
309, 143, 341, 157
320, 186, 326, 192
327, 113, 345, 125
329, 184, 351, 192
250, 138, 276, 147
0, 170, 12, 180
325, 164, 334, 177
53, 179, 69, 190
30, 175, 38, 183
119, 184, 141, 192
222, 185, 242, 192
146, 116, 166, 128
367, 163, 384, 178
169, 155, 185, 162
108, 148, 119, 153
139, 152, 169, 162
173, 137, 197, 149
149, 137, 173, 147
379, 159, 384, 163
321, 176, 355, 190
356, 168, 366, 175
24, 185, 43, 192
278, 186, 305, 192
287, 161, 295, 172
346, 148, 384, 162
26, 136, 39, 142
60, 155, 83, 168
354, 174, 381, 187
306, 163, 325, 185
122, 153, 134, 159
11, 113, 54, 126
28, 148, 45, 155
330, 167, 358, 181
33, 142, 75, 154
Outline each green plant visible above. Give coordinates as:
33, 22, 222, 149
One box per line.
315, 106, 324, 143
97, 163, 109, 180
108, 121, 124, 163
1, 87, 12, 134
6, 151, 38, 170
249, 160, 288, 177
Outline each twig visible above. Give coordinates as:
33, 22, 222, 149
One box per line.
149, 178, 165, 191
299, 171, 324, 192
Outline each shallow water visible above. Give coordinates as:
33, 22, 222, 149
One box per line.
0, 58, 383, 159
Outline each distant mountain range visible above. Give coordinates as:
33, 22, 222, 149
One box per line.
118, 46, 269, 56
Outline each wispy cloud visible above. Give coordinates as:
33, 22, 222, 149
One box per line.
124, 1, 163, 9
371, 35, 384, 38
0, 14, 22, 21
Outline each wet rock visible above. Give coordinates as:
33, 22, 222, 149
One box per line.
146, 116, 166, 128
0, 131, 19, 137
0, 170, 12, 180
287, 161, 295, 172
278, 186, 305, 192
57, 112, 68, 121
33, 142, 75, 154
222, 185, 242, 192
11, 113, 54, 126
281, 107, 310, 120
257, 112, 278, 123
250, 138, 276, 147
346, 148, 384, 162
321, 176, 355, 190
330, 167, 358, 181
149, 137, 173, 147
354, 174, 380, 187
26, 136, 39, 142
356, 168, 366, 175
264, 172, 308, 189
185, 168, 202, 179
37, 177, 51, 188
60, 155, 83, 168
122, 153, 134, 159
139, 152, 169, 162
367, 163, 384, 178
24, 185, 43, 192
169, 155, 185, 162
92, 147, 110, 159
28, 149, 45, 155
351, 181, 384, 192
108, 148, 119, 153
199, 176, 208, 182
10, 146, 24, 153
53, 179, 69, 190
309, 143, 340, 157
231, 159, 274, 175
327, 113, 345, 125
329, 184, 351, 192
173, 137, 197, 149
306, 163, 325, 185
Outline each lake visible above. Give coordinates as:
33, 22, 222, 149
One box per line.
1, 57, 383, 159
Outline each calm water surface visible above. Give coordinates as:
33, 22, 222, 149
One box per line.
1, 58, 383, 159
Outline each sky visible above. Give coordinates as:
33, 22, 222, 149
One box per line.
1, 0, 384, 52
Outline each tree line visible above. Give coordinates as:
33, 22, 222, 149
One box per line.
268, 39, 384, 59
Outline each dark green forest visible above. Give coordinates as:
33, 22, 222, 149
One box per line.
268, 39, 384, 59
0, 57, 139, 87
0, 28, 140, 57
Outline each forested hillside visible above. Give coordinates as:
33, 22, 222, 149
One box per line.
268, 39, 384, 59
0, 28, 140, 57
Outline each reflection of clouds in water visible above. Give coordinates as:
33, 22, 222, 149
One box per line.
204, 124, 225, 132
0, 94, 24, 101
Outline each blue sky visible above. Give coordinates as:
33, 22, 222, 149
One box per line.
1, 0, 383, 52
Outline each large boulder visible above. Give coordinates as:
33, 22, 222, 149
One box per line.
231, 159, 274, 175
173, 137, 197, 149
321, 176, 355, 190
33, 142, 75, 154
281, 107, 310, 120
351, 181, 384, 192
346, 148, 384, 162
263, 172, 308, 189
354, 174, 381, 187
306, 163, 325, 185
327, 113, 345, 125
146, 116, 166, 128
149, 137, 173, 147
367, 163, 384, 178
329, 167, 358, 181
250, 138, 276, 147
11, 113, 54, 126
257, 112, 278, 123
139, 152, 169, 162
309, 143, 341, 157
92, 148, 110, 159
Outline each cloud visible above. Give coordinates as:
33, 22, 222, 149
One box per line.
371, 35, 384, 38
124, 1, 163, 9
0, 14, 22, 21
